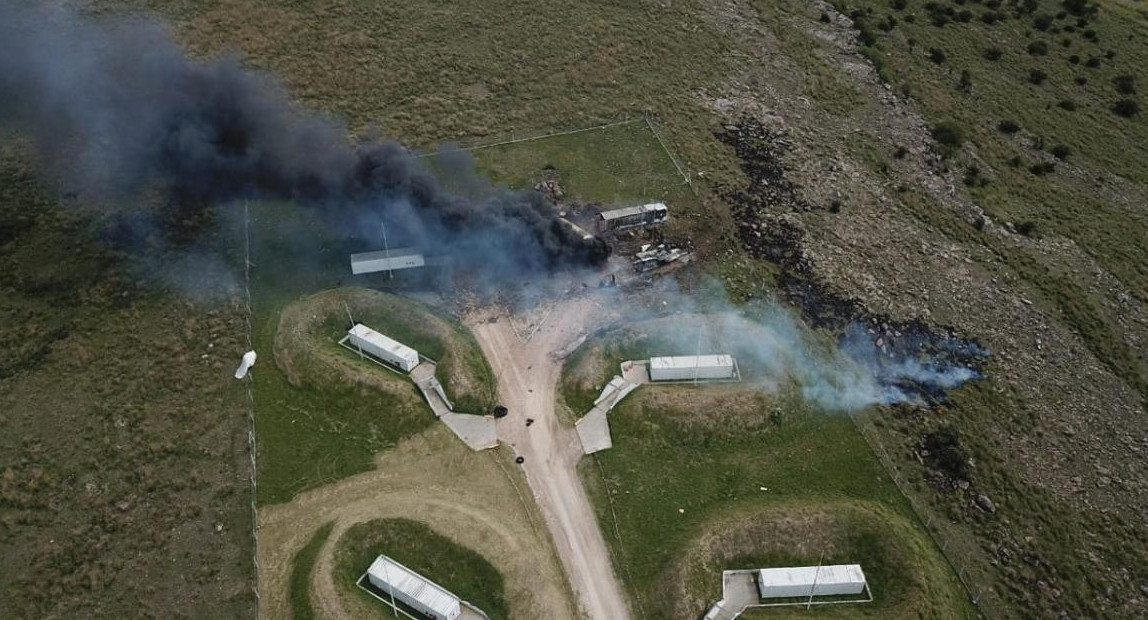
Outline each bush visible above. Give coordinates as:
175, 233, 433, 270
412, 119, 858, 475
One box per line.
1085, 57, 1101, 68
1063, 0, 1097, 17
929, 47, 947, 63
998, 119, 1021, 133
828, 199, 843, 213
1015, 220, 1040, 236
1033, 13, 1053, 30
982, 11, 1001, 23
1050, 144, 1072, 159
1029, 69, 1048, 84
1057, 99, 1077, 111
1074, 76, 1088, 85
1113, 99, 1140, 118
891, 0, 908, 9
959, 69, 973, 93
1068, 54, 1080, 64
1027, 40, 1049, 55
820, 11, 832, 22
1083, 29, 1098, 42
931, 121, 966, 147
1007, 155, 1024, 167
894, 145, 909, 159
931, 13, 950, 26
1114, 74, 1136, 95
922, 427, 969, 480
1030, 161, 1057, 175
983, 46, 1004, 60
957, 9, 974, 21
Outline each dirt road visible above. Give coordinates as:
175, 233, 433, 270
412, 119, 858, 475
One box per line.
471, 296, 632, 620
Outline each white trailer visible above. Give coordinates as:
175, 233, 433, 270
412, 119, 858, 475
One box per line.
367, 555, 462, 620
757, 564, 867, 599
347, 324, 420, 372
648, 355, 736, 382
350, 248, 426, 275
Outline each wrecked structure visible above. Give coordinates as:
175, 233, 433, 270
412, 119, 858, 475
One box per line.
633, 243, 689, 272
596, 202, 668, 233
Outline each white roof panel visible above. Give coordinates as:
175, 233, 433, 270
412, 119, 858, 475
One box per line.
649, 355, 734, 369
368, 555, 461, 617
350, 248, 426, 274
349, 324, 417, 360
758, 564, 867, 588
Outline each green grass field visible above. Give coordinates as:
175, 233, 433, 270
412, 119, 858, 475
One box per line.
289, 521, 334, 620
469, 120, 697, 211
333, 518, 509, 620
567, 321, 972, 618
248, 203, 503, 504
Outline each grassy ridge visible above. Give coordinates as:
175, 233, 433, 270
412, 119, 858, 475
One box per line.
289, 522, 334, 620
334, 518, 509, 619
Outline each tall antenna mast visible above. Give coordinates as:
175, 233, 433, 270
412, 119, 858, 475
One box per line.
345, 302, 363, 362
381, 221, 393, 280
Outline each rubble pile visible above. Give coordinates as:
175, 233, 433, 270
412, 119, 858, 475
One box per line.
533, 179, 564, 204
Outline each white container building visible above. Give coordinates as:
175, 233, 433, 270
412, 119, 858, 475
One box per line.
350, 248, 426, 275
347, 324, 420, 372
648, 355, 736, 382
757, 564, 867, 599
367, 555, 462, 620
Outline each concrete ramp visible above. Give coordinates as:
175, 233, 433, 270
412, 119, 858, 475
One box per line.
442, 413, 499, 450
409, 360, 497, 451
575, 375, 640, 454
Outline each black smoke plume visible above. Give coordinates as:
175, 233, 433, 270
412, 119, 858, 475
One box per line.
0, 2, 609, 284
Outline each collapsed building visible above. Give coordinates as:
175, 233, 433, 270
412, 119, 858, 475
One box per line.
596, 202, 668, 233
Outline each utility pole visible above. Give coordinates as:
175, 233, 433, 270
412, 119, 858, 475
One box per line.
381, 221, 393, 280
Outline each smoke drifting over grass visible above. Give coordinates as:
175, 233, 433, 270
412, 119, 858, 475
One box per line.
0, 2, 608, 285
631, 280, 987, 411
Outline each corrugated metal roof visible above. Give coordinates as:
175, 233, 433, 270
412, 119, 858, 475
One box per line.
758, 564, 867, 588
368, 555, 461, 617
349, 324, 417, 361
599, 202, 668, 221
649, 355, 734, 369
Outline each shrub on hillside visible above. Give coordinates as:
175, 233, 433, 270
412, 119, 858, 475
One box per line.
998, 119, 1021, 133
1085, 57, 1101, 68
1030, 161, 1057, 175
1050, 144, 1072, 159
1113, 99, 1140, 117
1113, 74, 1136, 95
1057, 99, 1077, 111
891, 0, 908, 9
1033, 13, 1053, 30
1027, 40, 1049, 55
982, 11, 1001, 23
1068, 54, 1080, 64
1029, 69, 1049, 84
931, 121, 966, 147
983, 46, 1004, 60
1074, 76, 1088, 85
929, 47, 947, 63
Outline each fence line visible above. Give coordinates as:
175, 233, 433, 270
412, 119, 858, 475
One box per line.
415, 118, 643, 158
848, 414, 990, 618
591, 454, 648, 620
243, 202, 262, 616
643, 113, 694, 193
